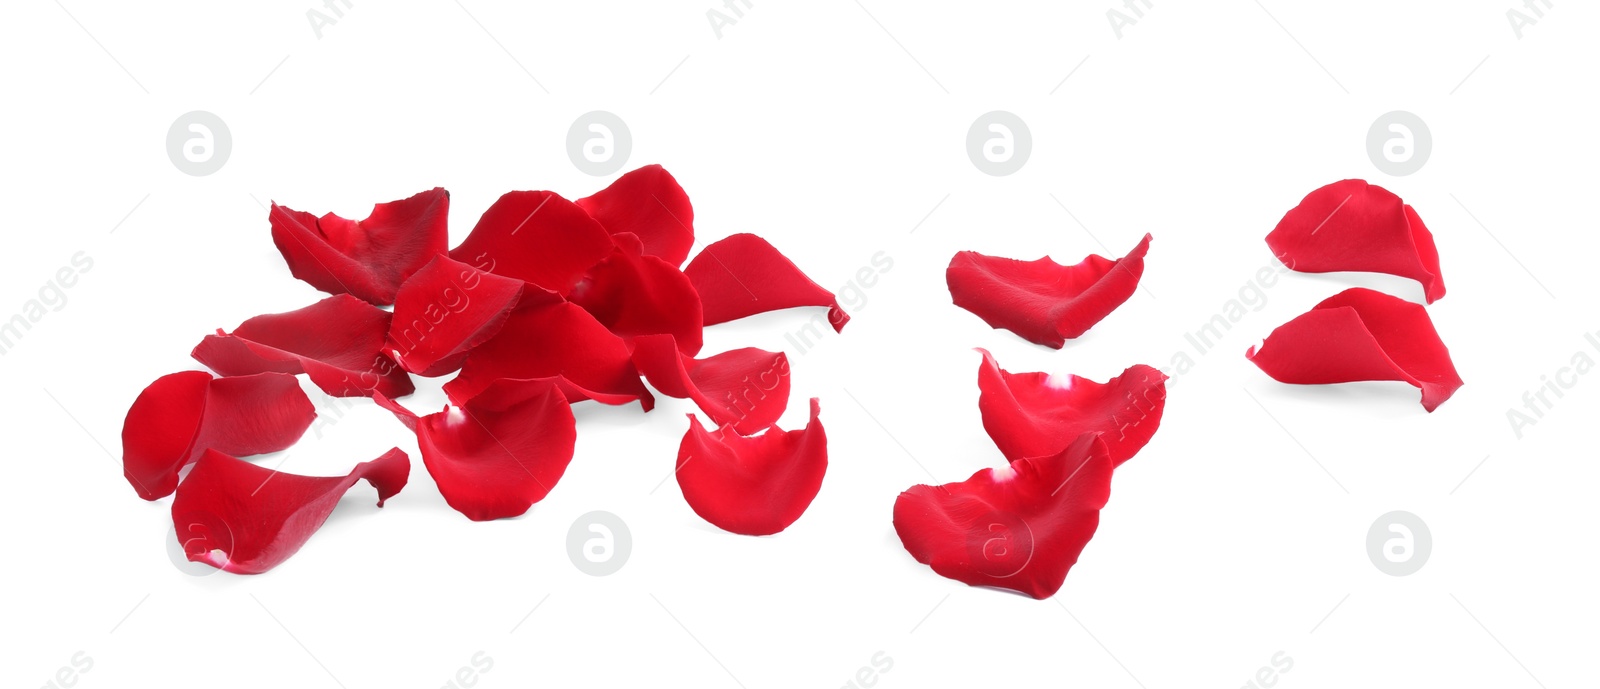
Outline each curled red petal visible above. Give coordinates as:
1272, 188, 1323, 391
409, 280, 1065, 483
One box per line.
1266, 179, 1445, 303
576, 164, 695, 267
170, 447, 409, 574
375, 379, 576, 521
448, 190, 616, 295
631, 334, 790, 435
570, 240, 704, 355
191, 295, 414, 398
684, 233, 849, 333
977, 349, 1166, 466
444, 293, 655, 409
675, 398, 827, 536
385, 254, 524, 377
120, 371, 315, 500
893, 433, 1113, 599
947, 234, 1151, 348
1246, 287, 1463, 411
270, 188, 449, 305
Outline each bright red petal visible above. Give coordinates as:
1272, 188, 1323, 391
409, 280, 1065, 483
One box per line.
893, 433, 1113, 599
191, 295, 413, 398
977, 349, 1166, 466
270, 188, 449, 305
947, 234, 1151, 348
576, 164, 695, 267
1266, 180, 1445, 303
631, 334, 790, 435
675, 398, 827, 536
386, 254, 524, 377
570, 240, 704, 355
448, 190, 616, 295
171, 447, 409, 574
1246, 287, 1463, 411
684, 233, 849, 333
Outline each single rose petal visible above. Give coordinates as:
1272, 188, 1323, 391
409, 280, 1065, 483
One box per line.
977, 349, 1166, 466
684, 233, 849, 332
1266, 179, 1445, 303
1246, 287, 1463, 411
631, 334, 790, 434
676, 398, 826, 536
374, 379, 576, 521
448, 190, 616, 295
121, 371, 315, 501
191, 294, 413, 398
576, 164, 695, 267
947, 234, 1151, 349
444, 293, 655, 409
386, 254, 524, 377
171, 447, 409, 574
893, 433, 1113, 599
270, 188, 449, 305
569, 238, 704, 355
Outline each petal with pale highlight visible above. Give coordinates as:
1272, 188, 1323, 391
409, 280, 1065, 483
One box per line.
947, 234, 1151, 348
675, 399, 826, 536
191, 294, 413, 398
977, 349, 1166, 466
270, 188, 449, 305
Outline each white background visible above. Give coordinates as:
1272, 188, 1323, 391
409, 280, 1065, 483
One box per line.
3, 1, 1596, 686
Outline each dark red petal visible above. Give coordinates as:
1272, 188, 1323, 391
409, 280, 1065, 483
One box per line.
1246, 287, 1463, 411
569, 241, 704, 355
121, 371, 315, 500
444, 293, 655, 409
631, 334, 790, 435
675, 398, 827, 536
977, 349, 1166, 466
171, 447, 409, 574
1266, 179, 1445, 303
947, 234, 1151, 349
447, 190, 616, 294
575, 164, 695, 267
684, 233, 849, 333
191, 294, 414, 399
385, 254, 524, 377
270, 188, 449, 305
893, 433, 1113, 599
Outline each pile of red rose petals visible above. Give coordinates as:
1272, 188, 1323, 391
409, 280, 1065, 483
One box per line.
123, 164, 843, 573
1248, 180, 1462, 410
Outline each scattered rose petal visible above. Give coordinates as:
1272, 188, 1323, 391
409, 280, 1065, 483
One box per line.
570, 236, 705, 355
270, 188, 449, 305
684, 233, 849, 332
1246, 287, 1463, 411
676, 398, 827, 536
171, 447, 409, 574
947, 234, 1151, 348
1266, 179, 1445, 303
386, 254, 524, 377
631, 334, 790, 435
977, 349, 1166, 466
893, 433, 1113, 599
448, 190, 616, 295
576, 164, 695, 267
191, 294, 414, 398
121, 371, 315, 501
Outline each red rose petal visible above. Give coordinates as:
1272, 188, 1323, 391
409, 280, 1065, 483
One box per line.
892, 432, 1113, 599
171, 447, 409, 574
1266, 179, 1445, 303
270, 188, 449, 305
444, 293, 655, 409
676, 398, 827, 536
684, 233, 849, 333
977, 349, 1166, 466
386, 254, 524, 377
375, 379, 576, 521
121, 371, 315, 501
947, 234, 1151, 348
191, 294, 414, 398
1246, 287, 1463, 411
448, 190, 616, 295
575, 164, 695, 267
631, 334, 790, 435
570, 239, 704, 355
